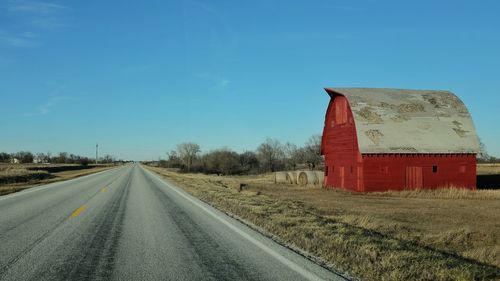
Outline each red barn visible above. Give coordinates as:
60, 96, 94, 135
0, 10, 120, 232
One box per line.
320, 88, 480, 192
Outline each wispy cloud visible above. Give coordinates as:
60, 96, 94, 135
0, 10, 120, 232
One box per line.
185, 0, 217, 14
37, 96, 68, 115
1, 1, 69, 47
0, 30, 38, 47
196, 73, 231, 90
216, 77, 230, 89
7, 1, 66, 14
8, 1, 69, 30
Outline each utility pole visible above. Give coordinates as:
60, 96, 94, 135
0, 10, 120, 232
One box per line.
96, 143, 98, 165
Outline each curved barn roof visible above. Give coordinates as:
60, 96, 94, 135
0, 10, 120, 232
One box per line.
325, 88, 480, 154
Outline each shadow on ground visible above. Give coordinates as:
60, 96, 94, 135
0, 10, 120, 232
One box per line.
477, 174, 500, 189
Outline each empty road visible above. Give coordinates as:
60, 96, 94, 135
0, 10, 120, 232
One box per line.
0, 164, 344, 281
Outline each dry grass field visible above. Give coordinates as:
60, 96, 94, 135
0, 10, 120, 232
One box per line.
146, 166, 500, 281
477, 163, 500, 175
0, 164, 116, 195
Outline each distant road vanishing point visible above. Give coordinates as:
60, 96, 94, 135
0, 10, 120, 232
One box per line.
0, 164, 344, 281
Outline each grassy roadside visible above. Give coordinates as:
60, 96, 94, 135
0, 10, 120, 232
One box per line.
0, 164, 118, 196
145, 165, 500, 281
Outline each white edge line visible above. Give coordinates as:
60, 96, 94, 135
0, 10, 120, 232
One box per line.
143, 167, 326, 281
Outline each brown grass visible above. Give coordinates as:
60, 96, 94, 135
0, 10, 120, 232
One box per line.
477, 163, 500, 175
0, 164, 116, 195
145, 166, 500, 281
371, 187, 500, 199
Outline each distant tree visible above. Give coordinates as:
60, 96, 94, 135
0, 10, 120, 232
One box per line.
102, 154, 115, 164
257, 138, 285, 172
283, 142, 300, 170
239, 151, 259, 174
203, 149, 241, 175
177, 142, 200, 172
166, 150, 181, 168
0, 152, 10, 163
14, 151, 34, 164
78, 157, 90, 166
478, 138, 490, 162
158, 159, 169, 168
52, 152, 68, 163
34, 153, 47, 163
303, 134, 323, 170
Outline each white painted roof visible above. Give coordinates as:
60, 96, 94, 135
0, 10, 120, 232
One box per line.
325, 88, 480, 154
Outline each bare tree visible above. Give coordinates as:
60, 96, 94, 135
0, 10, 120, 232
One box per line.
14, 151, 34, 164
177, 142, 200, 172
239, 151, 259, 174
203, 148, 240, 175
166, 150, 181, 168
0, 152, 10, 163
56, 152, 69, 164
304, 134, 323, 170
35, 153, 47, 163
478, 138, 490, 162
257, 138, 284, 172
102, 154, 115, 164
283, 142, 299, 170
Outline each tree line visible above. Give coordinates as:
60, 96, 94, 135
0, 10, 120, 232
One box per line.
154, 134, 324, 175
477, 140, 500, 163
0, 151, 117, 165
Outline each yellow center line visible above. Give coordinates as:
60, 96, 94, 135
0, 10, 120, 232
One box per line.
71, 205, 87, 217
101, 187, 107, 192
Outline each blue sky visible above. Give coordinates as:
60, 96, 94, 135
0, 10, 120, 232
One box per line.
1, 0, 499, 160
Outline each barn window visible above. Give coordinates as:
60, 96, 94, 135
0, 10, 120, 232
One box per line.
335, 98, 348, 125
331, 120, 335, 128
350, 166, 353, 174
432, 165, 438, 173
325, 166, 329, 176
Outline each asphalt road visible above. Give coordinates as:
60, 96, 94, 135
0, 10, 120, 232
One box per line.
0, 164, 344, 281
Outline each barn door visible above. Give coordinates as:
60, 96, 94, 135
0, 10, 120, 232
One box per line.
357, 166, 363, 192
339, 167, 345, 188
406, 166, 423, 189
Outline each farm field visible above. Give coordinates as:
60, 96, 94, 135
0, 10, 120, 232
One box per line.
477, 163, 500, 175
0, 163, 117, 195
146, 165, 500, 281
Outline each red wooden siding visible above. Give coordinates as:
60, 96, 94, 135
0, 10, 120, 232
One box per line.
362, 154, 476, 191
322, 95, 364, 191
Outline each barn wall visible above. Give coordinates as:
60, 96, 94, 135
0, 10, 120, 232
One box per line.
362, 154, 476, 191
322, 95, 363, 191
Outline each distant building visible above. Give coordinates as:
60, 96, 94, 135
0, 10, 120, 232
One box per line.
321, 88, 480, 192
10, 158, 20, 164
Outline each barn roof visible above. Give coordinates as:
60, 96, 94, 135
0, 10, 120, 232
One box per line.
325, 88, 480, 154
